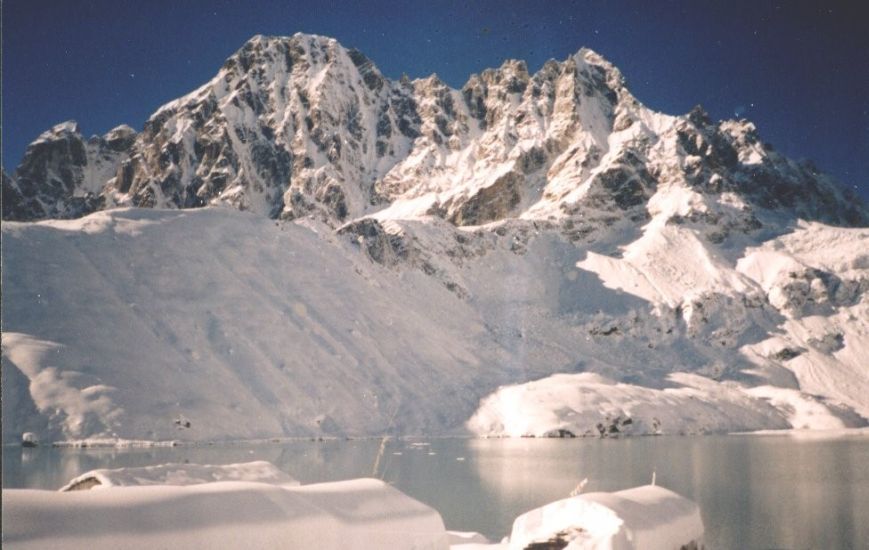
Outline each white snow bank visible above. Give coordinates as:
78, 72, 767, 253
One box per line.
737, 221, 869, 289
448, 531, 491, 544
467, 372, 803, 437
577, 221, 755, 308
736, 426, 869, 439
3, 478, 449, 550
448, 531, 496, 547
0, 332, 122, 440
509, 485, 703, 550
59, 461, 298, 491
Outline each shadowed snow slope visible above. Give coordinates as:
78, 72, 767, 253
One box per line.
2, 207, 867, 442
2, 208, 506, 441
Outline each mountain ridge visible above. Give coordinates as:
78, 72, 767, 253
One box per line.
4, 33, 866, 229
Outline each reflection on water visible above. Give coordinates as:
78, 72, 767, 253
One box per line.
4, 434, 868, 549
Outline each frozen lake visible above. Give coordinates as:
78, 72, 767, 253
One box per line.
4, 433, 868, 548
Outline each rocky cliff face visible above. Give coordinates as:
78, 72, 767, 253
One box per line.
5, 33, 865, 230
3, 122, 135, 221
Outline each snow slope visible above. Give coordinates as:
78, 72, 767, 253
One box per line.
1, 208, 508, 441
2, 205, 866, 442
470, 220, 868, 437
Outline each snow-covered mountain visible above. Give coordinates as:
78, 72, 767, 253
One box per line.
2, 33, 867, 443
3, 122, 136, 221
5, 33, 864, 227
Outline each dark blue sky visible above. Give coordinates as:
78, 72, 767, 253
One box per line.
3, 0, 867, 199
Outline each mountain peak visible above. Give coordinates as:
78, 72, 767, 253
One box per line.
498, 58, 529, 74
32, 120, 80, 144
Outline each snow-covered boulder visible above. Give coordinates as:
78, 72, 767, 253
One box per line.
3, 478, 449, 550
59, 461, 299, 491
509, 485, 703, 550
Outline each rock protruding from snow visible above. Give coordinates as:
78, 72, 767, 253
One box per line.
59, 461, 299, 492
508, 485, 703, 550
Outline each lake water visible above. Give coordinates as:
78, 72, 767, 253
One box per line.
4, 434, 869, 549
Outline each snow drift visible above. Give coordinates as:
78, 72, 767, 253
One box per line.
3, 478, 449, 550
59, 461, 299, 492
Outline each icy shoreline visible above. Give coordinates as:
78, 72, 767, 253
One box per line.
11, 424, 869, 452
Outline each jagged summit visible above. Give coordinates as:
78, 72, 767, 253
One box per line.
2, 120, 137, 220
34, 120, 80, 140
4, 33, 866, 230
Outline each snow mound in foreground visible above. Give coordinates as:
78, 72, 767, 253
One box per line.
509, 485, 703, 550
3, 478, 449, 550
59, 461, 298, 492
4, 458, 705, 550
